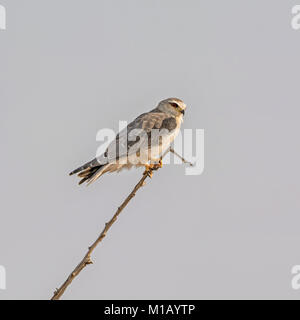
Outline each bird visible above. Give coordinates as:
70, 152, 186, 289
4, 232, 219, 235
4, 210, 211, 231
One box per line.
69, 98, 187, 185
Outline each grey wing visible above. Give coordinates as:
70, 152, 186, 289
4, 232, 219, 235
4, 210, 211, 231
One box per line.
108, 111, 172, 160
69, 111, 175, 176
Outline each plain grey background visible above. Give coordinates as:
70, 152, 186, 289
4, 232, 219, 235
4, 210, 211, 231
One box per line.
1, 0, 300, 300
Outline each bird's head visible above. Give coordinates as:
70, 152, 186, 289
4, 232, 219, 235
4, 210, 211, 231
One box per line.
157, 98, 187, 118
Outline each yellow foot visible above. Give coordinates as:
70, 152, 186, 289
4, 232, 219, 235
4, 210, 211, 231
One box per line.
143, 165, 153, 178
143, 161, 162, 177
158, 159, 163, 168
151, 160, 162, 171
151, 159, 163, 168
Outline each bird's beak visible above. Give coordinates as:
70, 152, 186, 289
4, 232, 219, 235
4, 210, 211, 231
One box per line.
181, 109, 185, 115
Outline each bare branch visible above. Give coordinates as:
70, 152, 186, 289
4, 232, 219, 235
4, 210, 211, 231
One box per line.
169, 148, 195, 167
50, 147, 193, 300
51, 164, 160, 300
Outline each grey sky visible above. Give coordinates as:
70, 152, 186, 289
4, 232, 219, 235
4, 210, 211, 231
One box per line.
1, 0, 300, 299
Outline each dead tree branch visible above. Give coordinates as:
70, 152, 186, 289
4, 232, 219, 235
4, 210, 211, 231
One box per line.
51, 148, 193, 300
51, 165, 160, 300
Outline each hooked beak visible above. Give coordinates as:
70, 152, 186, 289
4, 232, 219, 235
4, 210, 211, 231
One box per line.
181, 109, 185, 115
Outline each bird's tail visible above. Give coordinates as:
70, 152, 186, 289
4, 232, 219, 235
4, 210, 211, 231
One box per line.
69, 162, 108, 185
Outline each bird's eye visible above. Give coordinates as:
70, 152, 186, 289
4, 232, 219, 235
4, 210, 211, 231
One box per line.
170, 102, 179, 108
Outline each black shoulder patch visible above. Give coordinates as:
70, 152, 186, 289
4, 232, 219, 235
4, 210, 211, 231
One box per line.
161, 117, 177, 131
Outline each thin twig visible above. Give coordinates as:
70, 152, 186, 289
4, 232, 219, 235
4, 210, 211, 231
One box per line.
170, 148, 195, 167
51, 165, 159, 300
51, 148, 193, 300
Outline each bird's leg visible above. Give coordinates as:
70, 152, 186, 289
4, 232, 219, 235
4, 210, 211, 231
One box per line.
152, 159, 162, 170
143, 159, 162, 178
152, 158, 163, 169
143, 164, 154, 178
